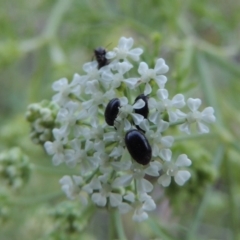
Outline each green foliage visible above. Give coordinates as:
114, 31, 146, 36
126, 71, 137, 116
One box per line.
0, 0, 240, 239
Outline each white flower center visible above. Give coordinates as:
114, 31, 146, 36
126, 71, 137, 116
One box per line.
163, 162, 177, 176
117, 48, 128, 59
187, 111, 201, 123
131, 165, 145, 179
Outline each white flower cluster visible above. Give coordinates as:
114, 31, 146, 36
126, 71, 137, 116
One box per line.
43, 37, 216, 222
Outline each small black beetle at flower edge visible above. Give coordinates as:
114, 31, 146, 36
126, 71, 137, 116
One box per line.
94, 47, 109, 69
125, 129, 152, 165
134, 94, 149, 119
134, 94, 149, 132
104, 98, 120, 126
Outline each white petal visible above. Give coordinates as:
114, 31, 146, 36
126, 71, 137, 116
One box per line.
155, 75, 167, 88
142, 198, 156, 211
91, 193, 107, 207
133, 99, 145, 109
152, 144, 160, 157
187, 98, 201, 112
124, 78, 139, 89
160, 149, 172, 162
119, 96, 128, 106
118, 202, 132, 214
145, 162, 161, 176
52, 78, 68, 91
139, 119, 150, 132
132, 209, 148, 222
132, 113, 144, 125
137, 178, 153, 193
158, 120, 169, 132
161, 136, 174, 148
112, 175, 133, 187
172, 94, 185, 108
52, 153, 64, 166
123, 192, 135, 202
121, 37, 133, 50
44, 141, 54, 155
124, 119, 132, 131
148, 97, 157, 109
110, 193, 122, 207
72, 175, 83, 185
154, 58, 169, 74
138, 62, 149, 75
83, 62, 96, 73
201, 107, 216, 123
144, 83, 152, 95
122, 61, 133, 72
128, 48, 143, 61
197, 121, 209, 134
179, 122, 191, 134
106, 51, 116, 59
176, 109, 187, 119
175, 154, 191, 167
158, 174, 171, 187
149, 112, 159, 124
174, 170, 191, 186
157, 89, 168, 100
168, 110, 179, 122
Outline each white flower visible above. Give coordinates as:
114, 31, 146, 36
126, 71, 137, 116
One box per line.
177, 98, 216, 134
124, 59, 169, 94
149, 89, 185, 123
82, 80, 115, 123
117, 96, 145, 129
139, 119, 174, 157
112, 161, 155, 193
44, 128, 67, 166
106, 37, 143, 62
91, 183, 122, 207
59, 175, 83, 200
157, 149, 191, 187
56, 101, 79, 129
52, 78, 72, 106
81, 61, 100, 83
132, 193, 156, 222
102, 61, 133, 89
65, 139, 97, 172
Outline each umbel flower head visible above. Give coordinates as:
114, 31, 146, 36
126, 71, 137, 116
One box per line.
28, 36, 216, 222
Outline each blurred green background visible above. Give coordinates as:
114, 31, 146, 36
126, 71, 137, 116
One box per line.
0, 0, 240, 239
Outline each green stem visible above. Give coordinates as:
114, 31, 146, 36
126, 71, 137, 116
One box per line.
186, 145, 224, 240
113, 209, 127, 240
109, 209, 115, 240
174, 133, 216, 142
33, 164, 75, 175
169, 119, 185, 126
43, 0, 73, 39
11, 191, 62, 206
225, 151, 240, 240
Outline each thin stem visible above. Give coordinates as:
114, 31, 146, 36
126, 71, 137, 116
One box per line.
225, 151, 240, 240
186, 145, 225, 240
169, 119, 185, 126
33, 164, 74, 174
11, 191, 62, 206
113, 209, 127, 240
109, 209, 115, 240
174, 133, 216, 142
43, 0, 73, 39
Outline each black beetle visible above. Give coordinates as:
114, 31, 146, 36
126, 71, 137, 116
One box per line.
134, 94, 149, 118
104, 98, 120, 126
125, 129, 152, 165
94, 47, 109, 69
134, 94, 149, 132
